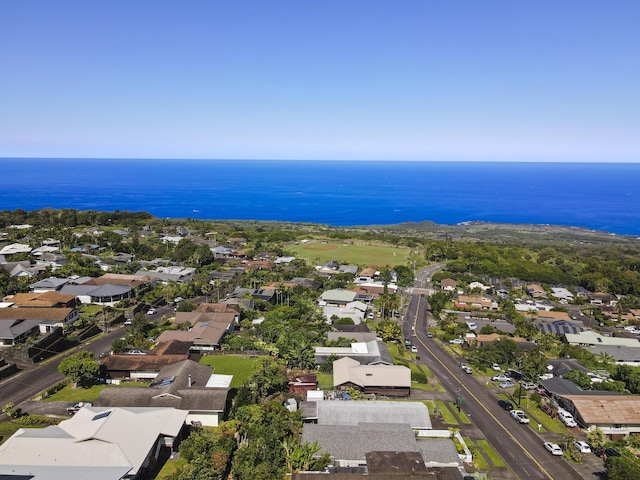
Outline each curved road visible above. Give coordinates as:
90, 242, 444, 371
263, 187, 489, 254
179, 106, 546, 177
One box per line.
405, 266, 583, 480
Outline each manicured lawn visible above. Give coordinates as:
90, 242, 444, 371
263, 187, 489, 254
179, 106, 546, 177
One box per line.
520, 403, 566, 434
453, 404, 472, 424
156, 456, 187, 479
290, 241, 410, 267
317, 373, 333, 390
464, 437, 490, 470
44, 381, 150, 402
476, 438, 506, 467
423, 400, 437, 416
199, 354, 262, 388
436, 400, 459, 425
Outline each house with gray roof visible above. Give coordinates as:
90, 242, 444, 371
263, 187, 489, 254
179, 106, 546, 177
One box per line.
586, 344, 640, 366
302, 422, 460, 470
320, 289, 358, 306
97, 360, 229, 427
305, 400, 431, 431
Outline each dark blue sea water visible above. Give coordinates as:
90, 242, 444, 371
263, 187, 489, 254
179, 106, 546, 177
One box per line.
1, 158, 639, 236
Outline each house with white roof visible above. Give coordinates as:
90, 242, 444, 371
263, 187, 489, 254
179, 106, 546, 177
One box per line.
565, 330, 640, 348
315, 340, 392, 366
0, 406, 188, 480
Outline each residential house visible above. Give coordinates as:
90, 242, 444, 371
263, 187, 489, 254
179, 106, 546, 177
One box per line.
527, 284, 547, 299
289, 374, 318, 394
155, 316, 233, 353
97, 359, 230, 427
332, 357, 411, 397
323, 301, 368, 325
585, 344, 640, 367
455, 295, 496, 310
135, 265, 196, 284
6, 291, 80, 309
565, 330, 640, 348
100, 346, 190, 381
315, 340, 392, 366
0, 307, 79, 346
561, 395, 640, 439
29, 276, 72, 293
440, 278, 457, 292
303, 399, 431, 431
321, 289, 358, 307
0, 406, 188, 479
551, 287, 575, 302
588, 293, 618, 307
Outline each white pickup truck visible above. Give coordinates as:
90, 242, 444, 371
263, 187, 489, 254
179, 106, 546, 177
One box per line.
510, 410, 530, 424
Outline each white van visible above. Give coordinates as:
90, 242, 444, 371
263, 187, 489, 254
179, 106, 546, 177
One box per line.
466, 321, 477, 330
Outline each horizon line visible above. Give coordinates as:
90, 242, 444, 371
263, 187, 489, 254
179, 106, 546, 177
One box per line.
2, 156, 640, 164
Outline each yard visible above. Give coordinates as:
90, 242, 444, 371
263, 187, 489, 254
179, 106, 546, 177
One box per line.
289, 240, 411, 267
199, 354, 261, 388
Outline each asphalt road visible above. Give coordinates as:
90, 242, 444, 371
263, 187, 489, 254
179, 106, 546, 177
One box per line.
405, 266, 584, 480
0, 326, 127, 418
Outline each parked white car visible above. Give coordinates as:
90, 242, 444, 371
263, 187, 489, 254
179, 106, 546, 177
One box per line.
510, 410, 530, 424
544, 442, 563, 456
574, 441, 591, 454
491, 374, 510, 382
499, 381, 515, 389
449, 338, 464, 344
521, 382, 537, 390
491, 363, 501, 371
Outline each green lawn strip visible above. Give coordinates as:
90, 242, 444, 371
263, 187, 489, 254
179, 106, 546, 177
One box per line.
199, 354, 261, 388
520, 403, 566, 434
453, 404, 472, 424
436, 400, 459, 425
463, 437, 490, 470
423, 400, 437, 416
476, 439, 507, 467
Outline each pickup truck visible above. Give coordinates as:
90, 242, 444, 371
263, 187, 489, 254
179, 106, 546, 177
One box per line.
510, 410, 530, 424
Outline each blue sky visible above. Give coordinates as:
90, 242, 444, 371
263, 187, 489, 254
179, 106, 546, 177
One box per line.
1, 1, 639, 162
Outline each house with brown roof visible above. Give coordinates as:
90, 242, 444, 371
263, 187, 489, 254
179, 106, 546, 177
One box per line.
332, 357, 411, 397
560, 394, 640, 439
289, 374, 318, 394
456, 295, 495, 310
470, 334, 536, 350
5, 291, 79, 309
100, 349, 190, 381
156, 320, 232, 353
526, 284, 547, 299
96, 359, 229, 427
0, 307, 79, 346
440, 278, 457, 291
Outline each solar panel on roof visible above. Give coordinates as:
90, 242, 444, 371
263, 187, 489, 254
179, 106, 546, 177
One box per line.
159, 377, 173, 387
92, 410, 112, 421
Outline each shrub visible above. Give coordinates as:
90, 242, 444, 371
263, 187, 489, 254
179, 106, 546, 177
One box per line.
411, 371, 428, 384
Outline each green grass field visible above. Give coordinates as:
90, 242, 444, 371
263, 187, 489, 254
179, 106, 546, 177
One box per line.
199, 354, 261, 388
289, 241, 411, 267
44, 381, 150, 402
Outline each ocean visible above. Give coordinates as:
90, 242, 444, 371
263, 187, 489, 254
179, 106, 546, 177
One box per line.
1, 158, 639, 236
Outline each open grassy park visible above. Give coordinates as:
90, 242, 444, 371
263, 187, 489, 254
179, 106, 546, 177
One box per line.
289, 240, 411, 267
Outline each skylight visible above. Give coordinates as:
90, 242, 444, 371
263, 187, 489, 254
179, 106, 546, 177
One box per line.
92, 410, 112, 421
